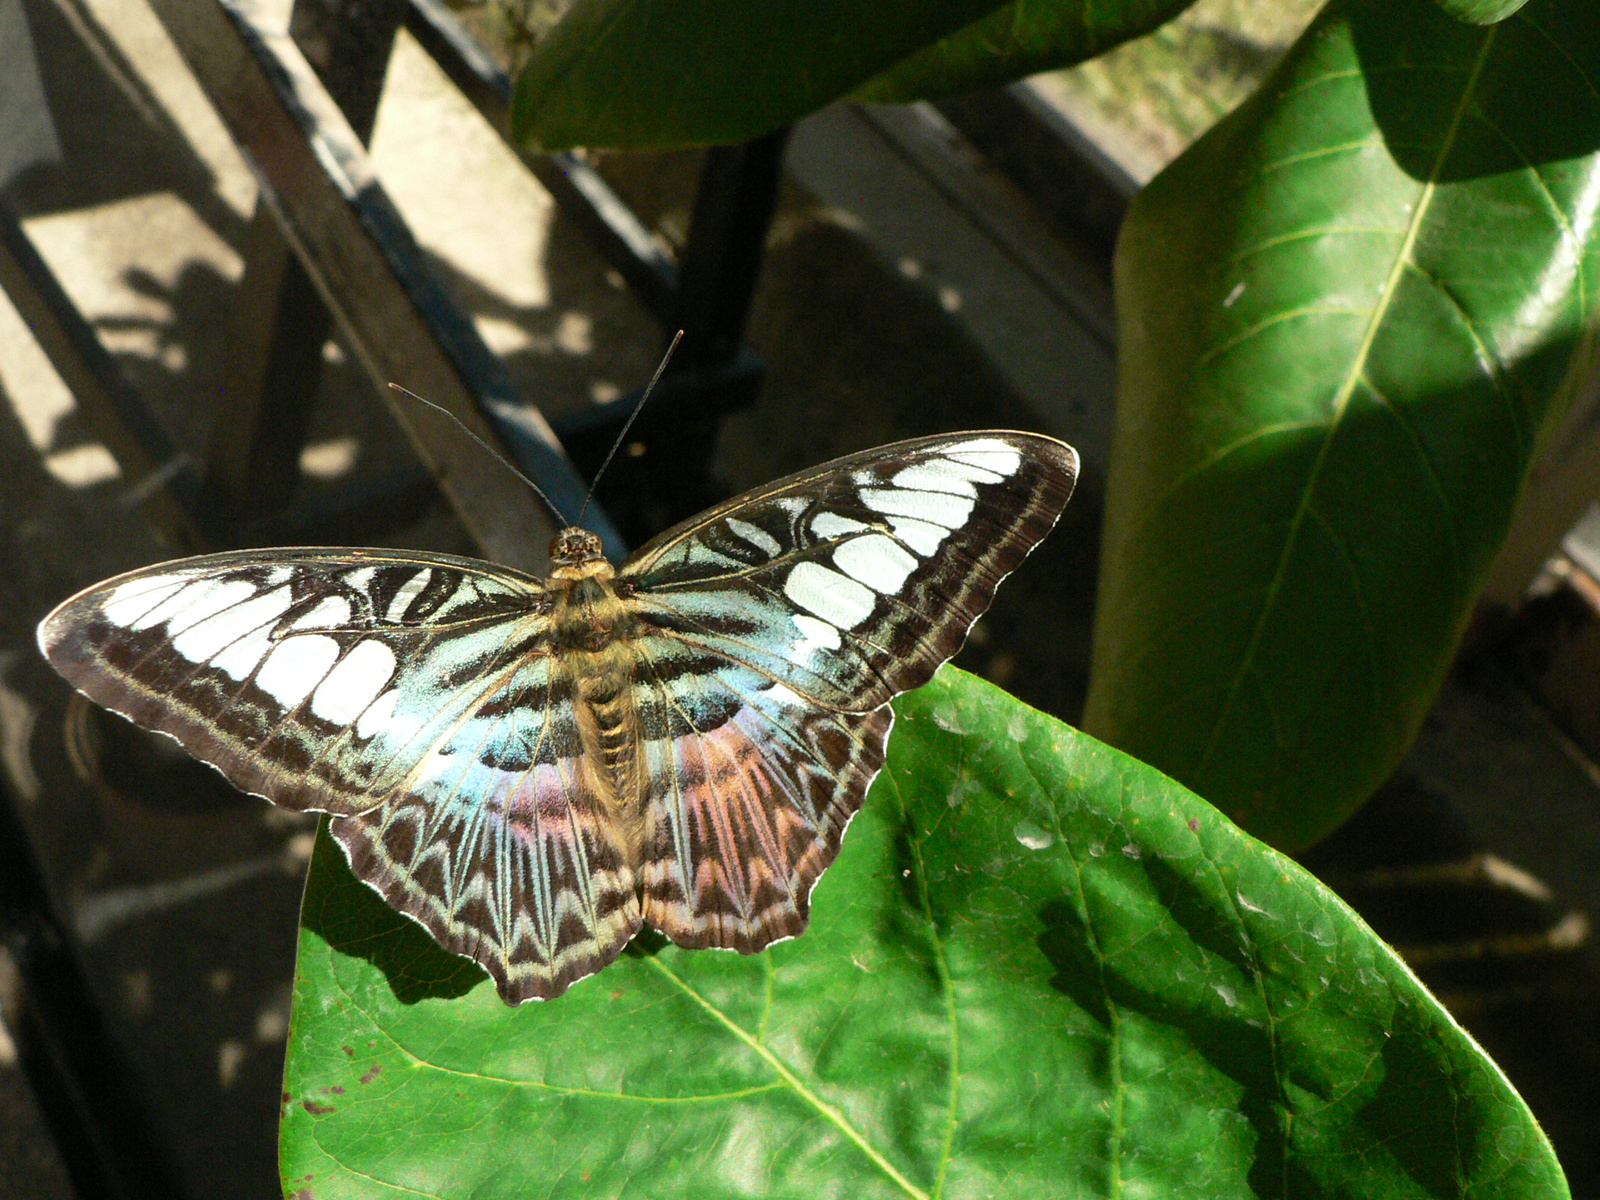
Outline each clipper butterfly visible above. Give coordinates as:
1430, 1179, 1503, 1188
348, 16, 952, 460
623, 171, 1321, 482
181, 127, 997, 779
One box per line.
38, 432, 1077, 1002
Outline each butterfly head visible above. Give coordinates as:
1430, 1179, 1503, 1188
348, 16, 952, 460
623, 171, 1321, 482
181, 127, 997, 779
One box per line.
549, 526, 607, 569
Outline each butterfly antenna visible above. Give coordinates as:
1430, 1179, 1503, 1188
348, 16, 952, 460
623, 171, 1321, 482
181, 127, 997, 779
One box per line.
575, 329, 684, 527
386, 382, 571, 526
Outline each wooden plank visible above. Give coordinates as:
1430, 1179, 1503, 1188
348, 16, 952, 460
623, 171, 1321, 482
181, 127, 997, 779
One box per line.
143, 0, 607, 570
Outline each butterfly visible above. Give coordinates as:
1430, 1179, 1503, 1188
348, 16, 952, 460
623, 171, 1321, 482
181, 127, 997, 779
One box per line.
38, 432, 1077, 1002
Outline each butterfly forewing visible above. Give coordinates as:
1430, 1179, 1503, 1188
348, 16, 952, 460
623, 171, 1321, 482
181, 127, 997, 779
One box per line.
37, 431, 1078, 1003
623, 433, 1077, 709
39, 549, 549, 814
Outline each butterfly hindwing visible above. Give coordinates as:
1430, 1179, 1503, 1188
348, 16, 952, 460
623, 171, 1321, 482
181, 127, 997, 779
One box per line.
631, 643, 891, 952
619, 432, 1078, 950
333, 754, 642, 1004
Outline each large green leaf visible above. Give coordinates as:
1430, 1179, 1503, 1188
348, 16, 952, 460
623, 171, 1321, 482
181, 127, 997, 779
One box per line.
280, 669, 1563, 1198
1433, 0, 1533, 24
852, 0, 1191, 106
510, 0, 1010, 151
1084, 0, 1600, 851
510, 0, 1204, 149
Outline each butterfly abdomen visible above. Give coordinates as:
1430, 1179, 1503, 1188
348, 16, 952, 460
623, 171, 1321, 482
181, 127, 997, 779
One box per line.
546, 558, 651, 856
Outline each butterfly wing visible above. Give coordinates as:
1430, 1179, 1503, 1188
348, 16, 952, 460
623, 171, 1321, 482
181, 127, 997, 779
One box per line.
38, 548, 641, 1002
619, 431, 1078, 951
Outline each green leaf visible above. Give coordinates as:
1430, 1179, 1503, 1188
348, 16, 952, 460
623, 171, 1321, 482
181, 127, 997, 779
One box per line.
851, 0, 1191, 106
1084, 0, 1600, 850
509, 0, 1012, 151
1434, 0, 1533, 25
280, 669, 1564, 1199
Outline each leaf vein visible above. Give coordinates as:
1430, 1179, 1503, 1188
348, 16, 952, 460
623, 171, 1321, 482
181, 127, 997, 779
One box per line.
1257, 133, 1384, 177
1396, 259, 1526, 462
1227, 225, 1409, 264
1195, 306, 1372, 368
329, 970, 786, 1103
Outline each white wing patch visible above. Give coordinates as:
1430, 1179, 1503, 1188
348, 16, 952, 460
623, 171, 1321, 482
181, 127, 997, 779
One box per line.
385, 569, 433, 622
872, 516, 938, 556
291, 595, 354, 630
256, 635, 340, 707
859, 486, 975, 531
833, 534, 917, 595
171, 585, 291, 668
355, 687, 404, 741
946, 438, 1023, 475
783, 562, 875, 629
123, 579, 216, 632
810, 513, 870, 540
161, 579, 259, 637
312, 640, 399, 724
761, 680, 805, 707
727, 517, 781, 556
101, 575, 192, 627
890, 461, 979, 497
211, 624, 278, 682
791, 613, 843, 658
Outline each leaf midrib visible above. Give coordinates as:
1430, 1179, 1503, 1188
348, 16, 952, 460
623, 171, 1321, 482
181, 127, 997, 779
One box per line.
325, 968, 791, 1103
645, 956, 933, 1200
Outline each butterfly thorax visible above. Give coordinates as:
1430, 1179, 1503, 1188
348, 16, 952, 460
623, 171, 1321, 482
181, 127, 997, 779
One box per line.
546, 527, 648, 848
546, 526, 638, 652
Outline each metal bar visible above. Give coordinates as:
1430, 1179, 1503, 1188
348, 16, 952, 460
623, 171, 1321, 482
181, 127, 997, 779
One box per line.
552, 132, 787, 541
401, 0, 679, 324
0, 199, 204, 550
671, 129, 789, 369
145, 0, 621, 569
205, 209, 331, 517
